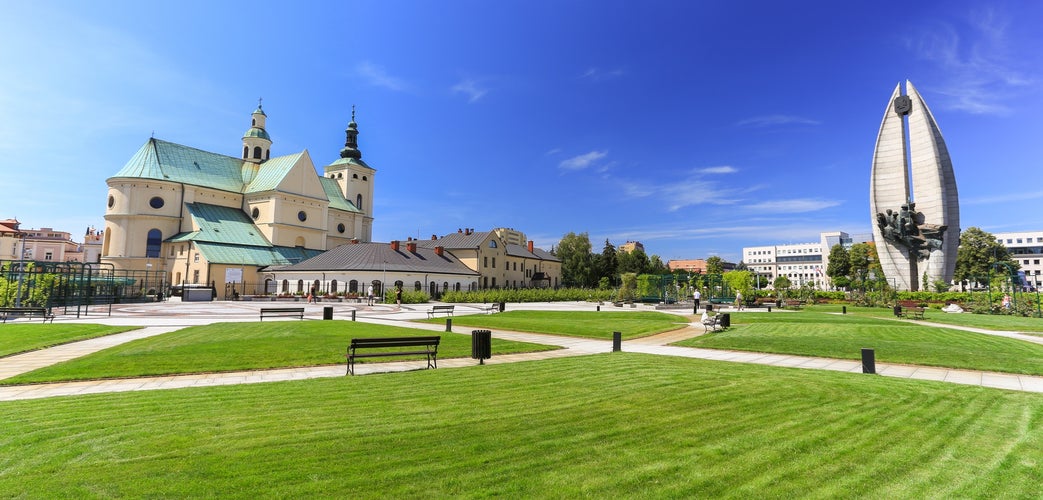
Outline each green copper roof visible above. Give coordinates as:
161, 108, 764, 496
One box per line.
243, 127, 271, 141
244, 153, 304, 193
327, 156, 373, 170
319, 177, 360, 212
194, 243, 322, 267
112, 139, 247, 193
183, 203, 272, 247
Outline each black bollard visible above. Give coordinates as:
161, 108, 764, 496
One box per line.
861, 348, 876, 374
446, 318, 452, 332
351, 310, 356, 322
767, 305, 772, 312
842, 305, 847, 314
597, 305, 600, 312
612, 331, 622, 352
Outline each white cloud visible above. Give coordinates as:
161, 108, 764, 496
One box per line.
355, 61, 409, 92
743, 199, 843, 213
580, 67, 625, 82
559, 150, 607, 170
695, 166, 737, 175
451, 79, 488, 103
735, 115, 821, 128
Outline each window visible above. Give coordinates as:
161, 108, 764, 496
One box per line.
253, 146, 262, 159
44, 251, 53, 261
282, 280, 289, 293
414, 281, 422, 292
298, 211, 307, 222
297, 280, 304, 293
149, 196, 164, 209
349, 280, 359, 293
353, 173, 358, 179
330, 280, 338, 294
251, 207, 259, 220
193, 253, 199, 263
488, 241, 498, 248
146, 229, 162, 258
362, 176, 368, 181
192, 270, 199, 283
337, 223, 345, 233
492, 257, 496, 268
243, 146, 248, 158
356, 194, 363, 211
107, 195, 114, 208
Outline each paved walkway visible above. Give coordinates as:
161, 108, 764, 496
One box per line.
2, 301, 1043, 401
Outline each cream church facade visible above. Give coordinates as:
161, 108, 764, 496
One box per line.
102, 105, 375, 291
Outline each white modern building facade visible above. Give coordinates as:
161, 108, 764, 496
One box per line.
743, 231, 873, 289
994, 231, 1043, 290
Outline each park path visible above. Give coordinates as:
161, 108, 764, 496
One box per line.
2, 304, 1043, 401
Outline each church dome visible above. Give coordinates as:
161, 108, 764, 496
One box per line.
243, 127, 271, 141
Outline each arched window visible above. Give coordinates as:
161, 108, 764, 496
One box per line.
243, 146, 248, 158
145, 229, 162, 258
430, 281, 437, 296
330, 280, 338, 294
414, 281, 422, 292
455, 282, 462, 292
297, 280, 304, 293
253, 146, 262, 159
312, 279, 320, 295
265, 149, 270, 160
281, 280, 289, 293
356, 194, 363, 211
349, 280, 359, 293
352, 173, 358, 179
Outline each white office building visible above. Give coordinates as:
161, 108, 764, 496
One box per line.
743, 231, 873, 289
994, 231, 1043, 290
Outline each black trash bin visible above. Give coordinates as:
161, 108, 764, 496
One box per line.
705, 304, 713, 312
719, 313, 731, 328
498, 302, 506, 313
323, 306, 333, 320
472, 329, 492, 364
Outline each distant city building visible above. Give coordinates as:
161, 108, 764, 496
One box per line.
619, 241, 644, 254
668, 259, 707, 273
0, 219, 100, 263
743, 231, 872, 288
994, 231, 1043, 290
492, 228, 527, 246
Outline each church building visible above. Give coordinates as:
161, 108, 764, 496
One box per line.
101, 104, 375, 292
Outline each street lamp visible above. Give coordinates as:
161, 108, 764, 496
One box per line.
382, 260, 387, 303
14, 231, 27, 307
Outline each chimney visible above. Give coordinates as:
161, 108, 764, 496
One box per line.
431, 234, 437, 240
350, 239, 359, 244
528, 240, 534, 253
406, 242, 417, 253
390, 240, 400, 251
458, 228, 463, 233
435, 246, 444, 256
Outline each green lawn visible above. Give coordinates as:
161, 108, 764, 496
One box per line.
0, 354, 1040, 497
1, 321, 555, 385
807, 304, 1043, 333
419, 310, 688, 339
0, 324, 138, 358
679, 311, 1043, 375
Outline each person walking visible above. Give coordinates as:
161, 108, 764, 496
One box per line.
308, 286, 317, 304
395, 286, 403, 306
693, 289, 701, 310
734, 290, 744, 311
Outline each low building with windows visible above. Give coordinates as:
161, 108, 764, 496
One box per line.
418, 228, 561, 289
743, 231, 873, 289
0, 219, 100, 263
101, 104, 375, 293
267, 240, 479, 299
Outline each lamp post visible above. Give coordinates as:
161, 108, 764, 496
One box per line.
382, 260, 387, 303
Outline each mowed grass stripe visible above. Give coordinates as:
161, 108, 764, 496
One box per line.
4, 354, 1041, 497
681, 311, 1043, 375
1, 321, 555, 385
418, 310, 687, 339
0, 324, 138, 358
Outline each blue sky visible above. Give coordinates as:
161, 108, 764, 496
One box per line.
2, 1, 1042, 263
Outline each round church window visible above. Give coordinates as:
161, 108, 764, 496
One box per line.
149, 196, 164, 209
298, 211, 307, 222
251, 207, 260, 220
337, 223, 345, 233
107, 195, 114, 208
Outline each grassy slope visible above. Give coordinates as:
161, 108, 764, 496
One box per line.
418, 310, 688, 339
679, 311, 1043, 375
0, 324, 138, 358
0, 354, 1040, 497
808, 304, 1043, 333
2, 321, 555, 384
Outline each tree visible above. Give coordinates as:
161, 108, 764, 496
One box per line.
617, 247, 649, 275
722, 270, 753, 299
954, 227, 1019, 286
556, 232, 594, 287
647, 255, 668, 275
773, 275, 791, 294
616, 272, 638, 302
734, 261, 749, 271
705, 256, 724, 275
825, 244, 850, 286
848, 243, 872, 291
596, 239, 617, 284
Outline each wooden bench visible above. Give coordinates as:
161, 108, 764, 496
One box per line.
346, 336, 441, 375
896, 300, 925, 320
754, 297, 778, 308
427, 305, 455, 318
259, 307, 305, 321
782, 300, 804, 310
0, 306, 55, 324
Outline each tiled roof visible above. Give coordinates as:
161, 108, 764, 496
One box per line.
532, 248, 560, 262
193, 243, 322, 267
416, 231, 491, 250
277, 242, 478, 275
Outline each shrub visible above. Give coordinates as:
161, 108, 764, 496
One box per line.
440, 287, 617, 304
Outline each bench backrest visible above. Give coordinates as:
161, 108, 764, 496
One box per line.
898, 301, 922, 308
350, 336, 441, 349
261, 308, 304, 312
433, 305, 453, 310
0, 307, 47, 313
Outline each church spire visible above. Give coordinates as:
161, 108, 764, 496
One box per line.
339, 105, 362, 160
242, 98, 272, 163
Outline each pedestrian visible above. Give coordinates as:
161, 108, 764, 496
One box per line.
693, 288, 701, 310
367, 285, 374, 305
395, 286, 402, 306
735, 290, 744, 311
309, 286, 317, 304
1002, 294, 1012, 310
